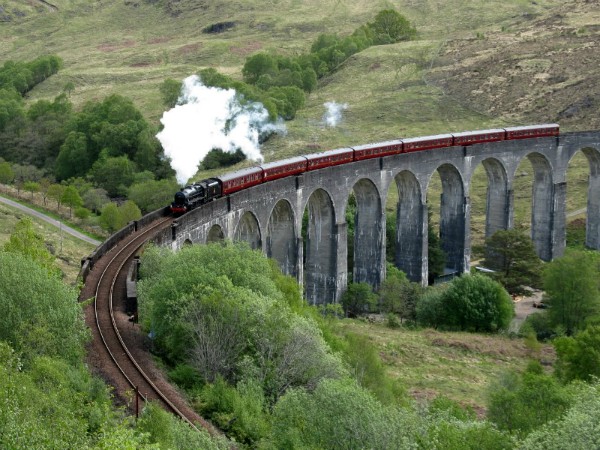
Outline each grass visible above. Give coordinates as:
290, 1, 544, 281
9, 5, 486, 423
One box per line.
0, 197, 97, 285
339, 319, 555, 413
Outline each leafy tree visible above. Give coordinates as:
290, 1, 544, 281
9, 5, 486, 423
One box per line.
47, 183, 65, 210
200, 148, 246, 170
379, 264, 423, 323
91, 154, 137, 197
3, 217, 59, 277
270, 378, 420, 449
38, 177, 53, 206
487, 361, 572, 436
368, 9, 417, 45
554, 325, 600, 382
159, 78, 182, 108
0, 160, 14, 184
418, 274, 513, 332
138, 243, 344, 406
128, 178, 179, 213
242, 53, 278, 84
119, 199, 142, 225
99, 202, 121, 233
0, 251, 86, 361
23, 180, 40, 199
82, 187, 109, 214
518, 381, 600, 450
543, 250, 600, 335
61, 185, 83, 217
341, 282, 377, 317
483, 228, 543, 295
55, 131, 90, 180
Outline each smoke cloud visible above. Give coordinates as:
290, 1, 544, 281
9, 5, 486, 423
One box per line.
322, 101, 349, 127
157, 75, 286, 185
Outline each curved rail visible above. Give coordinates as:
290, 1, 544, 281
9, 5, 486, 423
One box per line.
93, 216, 201, 431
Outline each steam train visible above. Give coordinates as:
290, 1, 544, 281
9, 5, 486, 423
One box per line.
170, 123, 559, 215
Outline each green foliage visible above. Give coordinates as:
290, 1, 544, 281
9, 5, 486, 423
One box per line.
554, 325, 600, 382
379, 264, 423, 323
138, 243, 344, 407
199, 148, 246, 170
55, 131, 90, 180
91, 154, 137, 197
341, 282, 377, 317
487, 363, 572, 436
543, 250, 600, 335
3, 217, 60, 277
159, 78, 182, 108
137, 402, 229, 449
566, 218, 587, 249
47, 183, 65, 209
444, 274, 513, 332
416, 286, 447, 329
340, 331, 407, 405
368, 9, 417, 45
518, 381, 600, 450
270, 378, 421, 449
483, 229, 543, 295
0, 160, 14, 183
128, 177, 179, 213
418, 275, 513, 332
198, 378, 271, 445
99, 202, 121, 232
82, 187, 110, 213
0, 251, 87, 363
0, 55, 62, 95
61, 185, 83, 217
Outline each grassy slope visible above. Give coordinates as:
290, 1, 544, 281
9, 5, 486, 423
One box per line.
341, 320, 555, 413
0, 193, 96, 284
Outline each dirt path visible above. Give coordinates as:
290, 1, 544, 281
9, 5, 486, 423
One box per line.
509, 289, 544, 333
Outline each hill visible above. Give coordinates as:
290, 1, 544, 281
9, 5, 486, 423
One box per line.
0, 0, 597, 163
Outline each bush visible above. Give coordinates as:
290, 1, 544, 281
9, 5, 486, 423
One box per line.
341, 282, 377, 317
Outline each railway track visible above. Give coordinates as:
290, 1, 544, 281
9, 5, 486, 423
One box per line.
80, 217, 212, 432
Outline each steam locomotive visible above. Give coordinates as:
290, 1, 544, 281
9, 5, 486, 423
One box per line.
170, 123, 559, 215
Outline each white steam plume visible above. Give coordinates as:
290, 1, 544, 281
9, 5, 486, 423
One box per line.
157, 75, 286, 185
322, 101, 348, 127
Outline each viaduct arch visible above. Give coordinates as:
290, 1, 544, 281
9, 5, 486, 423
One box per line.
157, 131, 600, 306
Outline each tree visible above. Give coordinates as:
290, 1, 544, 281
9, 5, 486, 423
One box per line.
418, 274, 513, 332
3, 217, 59, 277
482, 228, 543, 295
341, 282, 377, 317
368, 9, 416, 45
554, 325, 600, 382
82, 187, 110, 214
61, 185, 83, 217
242, 53, 278, 84
543, 250, 600, 335
159, 78, 182, 108
128, 178, 179, 213
118, 200, 142, 225
91, 154, 137, 197
0, 160, 14, 185
55, 131, 90, 180
379, 264, 423, 323
47, 183, 65, 211
99, 202, 120, 233
519, 381, 600, 450
23, 181, 39, 199
487, 362, 572, 436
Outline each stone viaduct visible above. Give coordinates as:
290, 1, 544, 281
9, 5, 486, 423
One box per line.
152, 131, 600, 306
